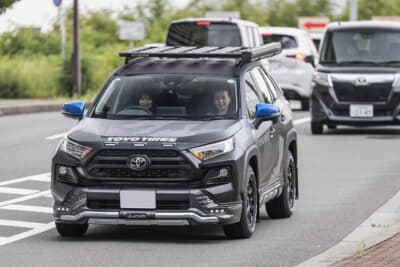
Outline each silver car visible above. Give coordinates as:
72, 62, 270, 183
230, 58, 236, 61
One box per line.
260, 27, 318, 110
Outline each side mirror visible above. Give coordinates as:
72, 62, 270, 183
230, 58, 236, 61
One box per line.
254, 103, 280, 129
305, 55, 315, 67
62, 102, 85, 119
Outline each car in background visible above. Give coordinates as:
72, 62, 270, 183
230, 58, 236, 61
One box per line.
167, 18, 263, 47
260, 27, 318, 110
311, 21, 400, 134
310, 32, 323, 51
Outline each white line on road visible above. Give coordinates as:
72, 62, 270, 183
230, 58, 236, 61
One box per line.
0, 219, 46, 229
45, 132, 66, 140
0, 222, 55, 247
0, 190, 51, 208
294, 117, 311, 125
0, 204, 53, 214
0, 173, 50, 187
0, 187, 38, 195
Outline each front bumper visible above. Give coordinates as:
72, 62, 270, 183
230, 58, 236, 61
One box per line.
53, 186, 242, 226
311, 83, 400, 126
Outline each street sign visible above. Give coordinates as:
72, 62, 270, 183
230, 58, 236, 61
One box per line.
298, 17, 329, 33
119, 21, 145, 41
53, 0, 62, 7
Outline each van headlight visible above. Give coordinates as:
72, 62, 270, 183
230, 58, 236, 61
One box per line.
189, 138, 234, 161
313, 72, 332, 87
59, 138, 92, 159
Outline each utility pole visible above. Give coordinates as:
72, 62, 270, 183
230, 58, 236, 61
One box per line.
72, 0, 81, 97
350, 0, 358, 21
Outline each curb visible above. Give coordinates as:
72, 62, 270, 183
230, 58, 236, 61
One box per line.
296, 189, 400, 267
0, 103, 64, 117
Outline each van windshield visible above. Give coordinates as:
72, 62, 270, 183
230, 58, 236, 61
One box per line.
166, 22, 242, 47
92, 75, 238, 120
320, 30, 400, 64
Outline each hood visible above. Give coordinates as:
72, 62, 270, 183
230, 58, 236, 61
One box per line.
67, 118, 242, 150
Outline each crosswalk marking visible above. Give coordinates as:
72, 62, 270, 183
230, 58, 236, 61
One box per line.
0, 219, 46, 229
293, 117, 311, 125
0, 204, 52, 214
46, 132, 66, 140
0, 187, 39, 195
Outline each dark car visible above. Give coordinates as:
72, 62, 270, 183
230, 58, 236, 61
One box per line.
166, 18, 263, 47
52, 44, 298, 239
311, 21, 400, 134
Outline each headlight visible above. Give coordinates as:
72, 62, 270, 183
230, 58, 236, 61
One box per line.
59, 138, 92, 159
313, 72, 332, 87
393, 73, 400, 88
189, 138, 234, 161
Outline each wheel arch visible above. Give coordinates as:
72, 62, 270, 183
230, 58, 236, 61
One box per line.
286, 128, 299, 199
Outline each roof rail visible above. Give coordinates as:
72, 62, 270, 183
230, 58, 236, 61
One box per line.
119, 43, 281, 64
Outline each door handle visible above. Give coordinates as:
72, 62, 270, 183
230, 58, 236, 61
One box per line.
269, 127, 276, 138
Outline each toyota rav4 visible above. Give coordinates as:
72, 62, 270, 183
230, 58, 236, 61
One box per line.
52, 44, 298, 239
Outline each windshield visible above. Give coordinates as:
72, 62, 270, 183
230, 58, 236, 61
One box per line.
262, 34, 298, 49
92, 75, 238, 120
320, 30, 400, 64
166, 22, 242, 47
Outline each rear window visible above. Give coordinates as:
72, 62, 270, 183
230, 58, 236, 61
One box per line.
262, 34, 298, 49
166, 22, 242, 47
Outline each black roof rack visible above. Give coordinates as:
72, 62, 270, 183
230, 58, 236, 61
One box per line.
119, 43, 281, 64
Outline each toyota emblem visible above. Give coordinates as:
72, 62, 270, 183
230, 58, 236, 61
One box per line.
128, 155, 150, 171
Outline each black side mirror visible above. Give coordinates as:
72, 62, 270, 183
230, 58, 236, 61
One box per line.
305, 55, 315, 67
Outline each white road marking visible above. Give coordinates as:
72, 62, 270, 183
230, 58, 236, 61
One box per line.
45, 132, 66, 140
0, 190, 51, 208
0, 187, 38, 195
0, 204, 52, 214
293, 117, 311, 125
0, 219, 46, 229
0, 173, 50, 187
0, 222, 55, 247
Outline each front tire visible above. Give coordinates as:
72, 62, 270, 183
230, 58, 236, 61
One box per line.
311, 122, 323, 134
300, 98, 310, 111
266, 151, 296, 218
223, 166, 257, 239
56, 222, 88, 237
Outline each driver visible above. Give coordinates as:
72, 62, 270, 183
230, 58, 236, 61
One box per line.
213, 89, 232, 116
138, 92, 154, 112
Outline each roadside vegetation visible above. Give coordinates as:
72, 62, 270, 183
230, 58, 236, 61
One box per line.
0, 0, 399, 99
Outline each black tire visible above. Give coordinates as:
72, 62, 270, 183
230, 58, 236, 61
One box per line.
300, 98, 310, 111
327, 125, 337, 130
266, 151, 296, 218
311, 122, 323, 134
223, 166, 257, 239
56, 222, 88, 237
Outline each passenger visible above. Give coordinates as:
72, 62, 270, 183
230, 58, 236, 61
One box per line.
213, 89, 232, 116
138, 92, 154, 113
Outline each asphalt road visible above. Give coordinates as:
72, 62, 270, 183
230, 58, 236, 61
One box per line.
0, 110, 400, 267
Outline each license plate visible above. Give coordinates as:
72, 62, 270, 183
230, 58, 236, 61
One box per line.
120, 190, 156, 209
350, 105, 373, 117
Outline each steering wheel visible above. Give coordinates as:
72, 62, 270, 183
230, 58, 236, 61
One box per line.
121, 106, 152, 115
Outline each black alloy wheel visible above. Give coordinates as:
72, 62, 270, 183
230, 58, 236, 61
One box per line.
223, 166, 257, 239
266, 151, 296, 218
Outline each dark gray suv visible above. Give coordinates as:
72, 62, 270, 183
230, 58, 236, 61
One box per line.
52, 44, 298, 239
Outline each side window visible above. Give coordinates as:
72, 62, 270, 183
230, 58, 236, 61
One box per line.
258, 68, 278, 100
251, 68, 273, 104
245, 73, 260, 120
246, 26, 255, 47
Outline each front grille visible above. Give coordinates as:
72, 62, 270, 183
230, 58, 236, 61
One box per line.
87, 199, 189, 210
333, 82, 392, 102
86, 149, 194, 182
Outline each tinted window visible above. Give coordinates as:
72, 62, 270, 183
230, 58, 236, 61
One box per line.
251, 69, 273, 104
167, 22, 242, 47
93, 75, 238, 120
320, 30, 400, 64
262, 34, 297, 49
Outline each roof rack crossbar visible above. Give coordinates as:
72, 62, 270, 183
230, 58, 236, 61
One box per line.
119, 43, 281, 64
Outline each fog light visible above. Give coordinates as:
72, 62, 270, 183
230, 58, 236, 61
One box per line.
59, 166, 68, 175
219, 168, 229, 177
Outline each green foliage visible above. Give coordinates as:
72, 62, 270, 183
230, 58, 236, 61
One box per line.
0, 0, 19, 14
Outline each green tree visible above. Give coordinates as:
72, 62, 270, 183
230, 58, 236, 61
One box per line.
0, 0, 19, 14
